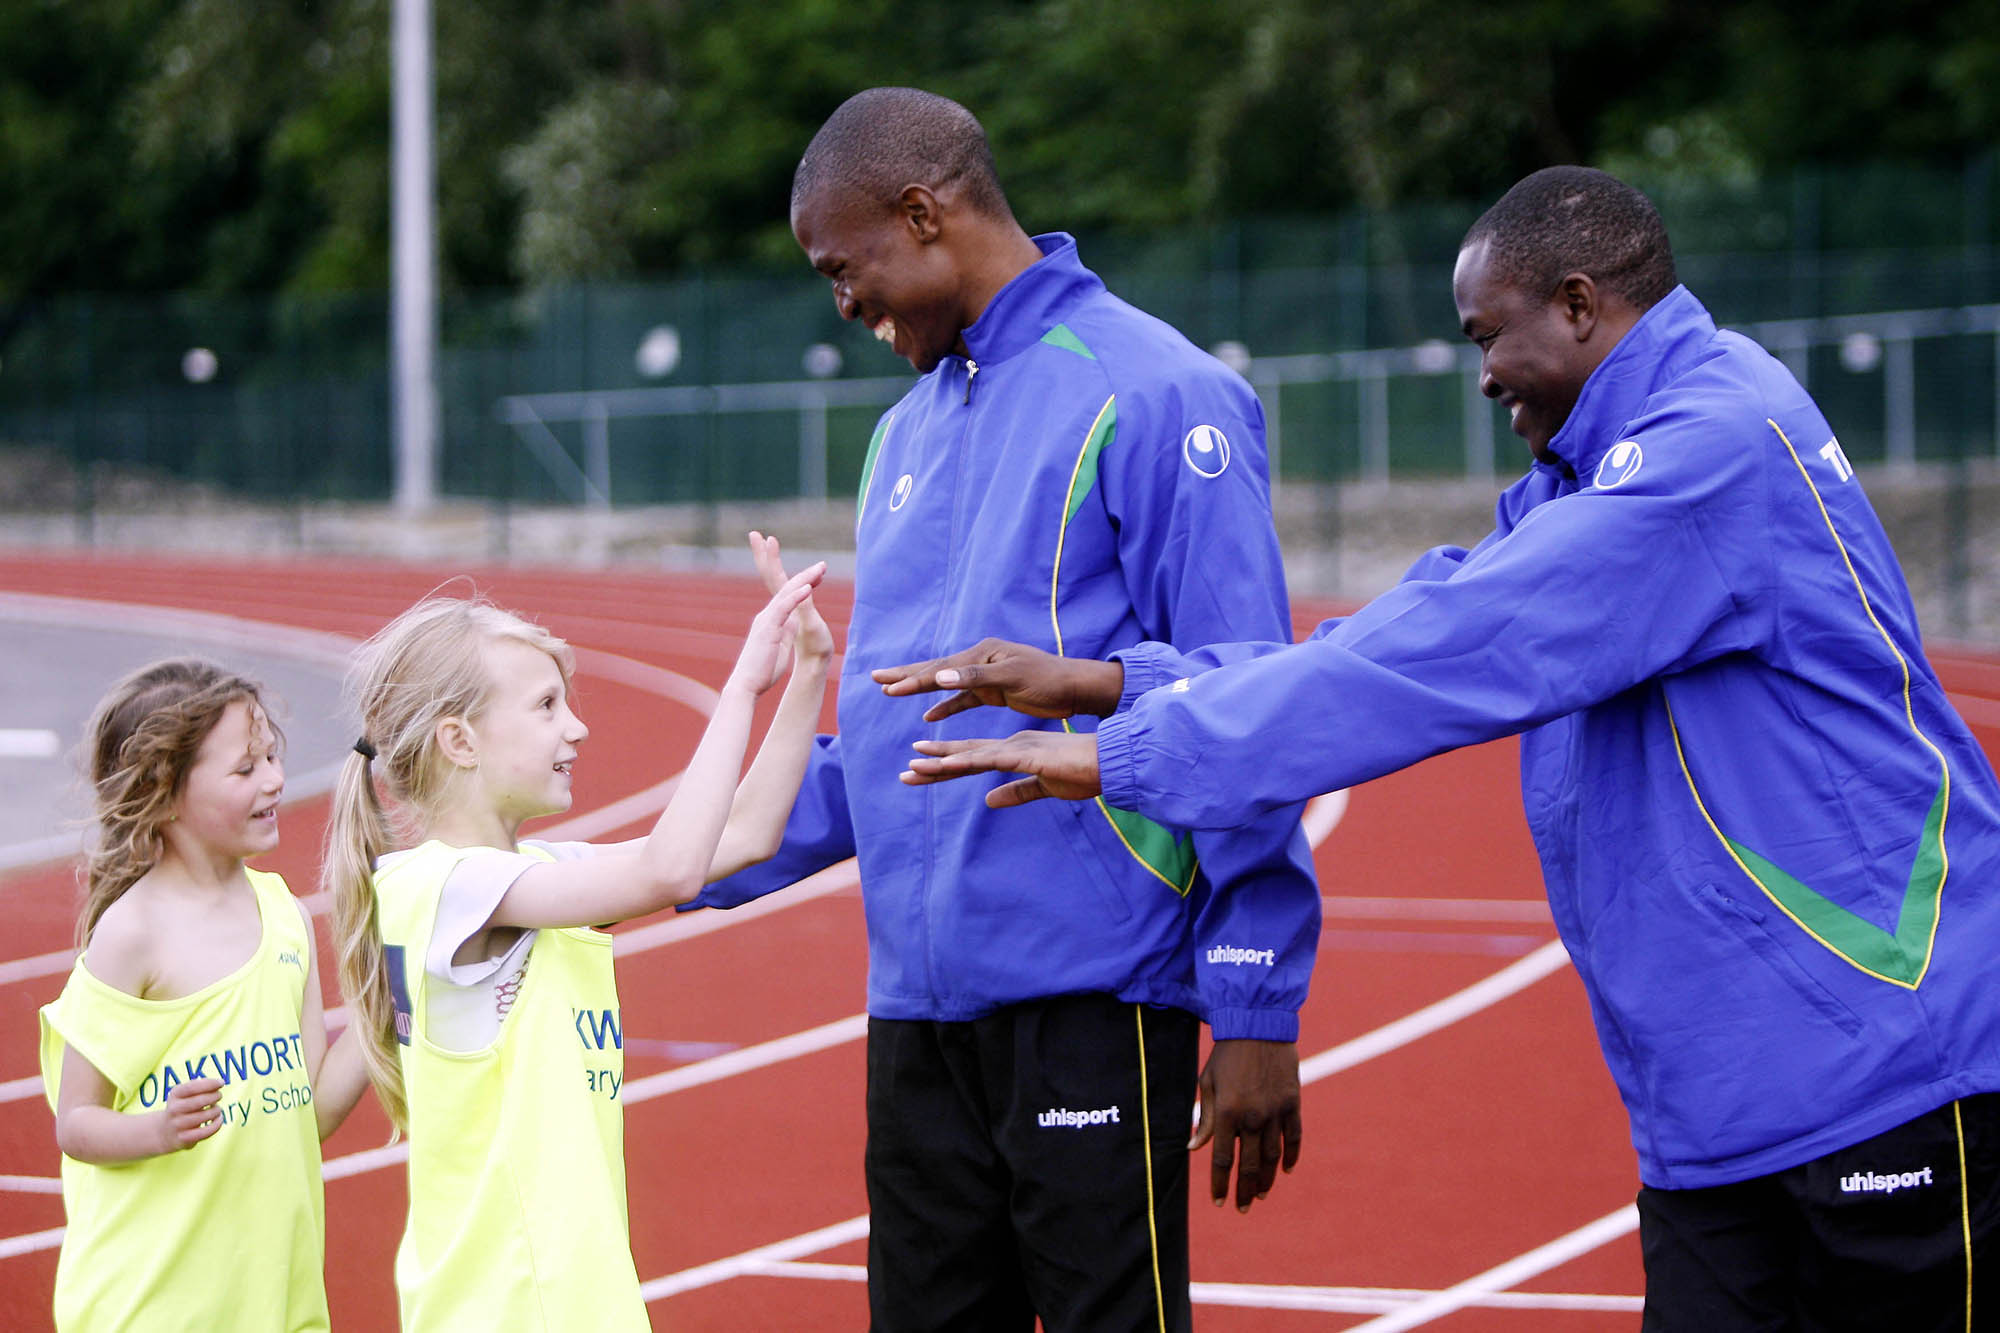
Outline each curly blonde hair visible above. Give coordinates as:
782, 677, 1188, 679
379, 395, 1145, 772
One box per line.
324, 596, 575, 1132
78, 658, 275, 949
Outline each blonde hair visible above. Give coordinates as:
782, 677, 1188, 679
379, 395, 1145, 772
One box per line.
78, 658, 274, 950
323, 596, 575, 1132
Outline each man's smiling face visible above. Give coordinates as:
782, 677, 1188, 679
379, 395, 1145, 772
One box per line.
1453, 238, 1596, 465
793, 187, 966, 374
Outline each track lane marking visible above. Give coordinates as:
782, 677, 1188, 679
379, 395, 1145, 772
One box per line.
1343, 1204, 1641, 1331
0, 793, 1343, 1237
707, 1260, 1644, 1315
631, 931, 1575, 1307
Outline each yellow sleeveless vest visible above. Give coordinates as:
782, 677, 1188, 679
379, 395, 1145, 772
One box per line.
374, 840, 646, 1332
38, 869, 328, 1332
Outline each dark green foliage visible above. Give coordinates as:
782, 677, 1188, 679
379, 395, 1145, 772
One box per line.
1, 0, 1997, 301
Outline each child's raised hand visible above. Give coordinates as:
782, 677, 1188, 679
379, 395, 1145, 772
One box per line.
155, 1076, 225, 1153
728, 556, 827, 696
749, 531, 835, 668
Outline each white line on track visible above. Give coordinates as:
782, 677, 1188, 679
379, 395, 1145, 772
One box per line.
1298, 938, 1570, 1086
1343, 1204, 1641, 1331
633, 920, 1578, 1307
0, 792, 1344, 1240
1324, 895, 1551, 923
5, 739, 1609, 1315
695, 1261, 1644, 1316
638, 1215, 871, 1301
0, 1227, 65, 1262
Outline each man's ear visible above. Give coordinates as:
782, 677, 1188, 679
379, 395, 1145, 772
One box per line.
1558, 271, 1601, 342
899, 184, 944, 244
435, 716, 479, 770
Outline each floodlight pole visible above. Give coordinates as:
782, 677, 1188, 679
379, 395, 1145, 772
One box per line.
391, 0, 439, 514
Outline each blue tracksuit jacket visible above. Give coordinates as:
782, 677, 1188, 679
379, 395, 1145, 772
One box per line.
1097, 285, 2000, 1186
697, 234, 1320, 1040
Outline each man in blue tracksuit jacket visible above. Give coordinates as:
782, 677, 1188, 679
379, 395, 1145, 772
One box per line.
901, 167, 2000, 1329
688, 89, 1320, 1332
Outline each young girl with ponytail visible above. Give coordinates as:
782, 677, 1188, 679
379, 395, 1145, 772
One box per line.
324, 535, 830, 1331
39, 657, 365, 1332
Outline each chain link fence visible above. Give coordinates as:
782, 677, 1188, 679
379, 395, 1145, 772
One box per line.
2, 161, 1995, 604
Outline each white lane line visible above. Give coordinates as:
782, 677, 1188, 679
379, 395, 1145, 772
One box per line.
4, 1013, 879, 1222
1191, 1280, 1638, 1314
638, 1215, 871, 1302
636, 931, 1574, 1305
622, 1013, 867, 1105
2, 786, 1351, 1248
0, 730, 60, 759
1343, 1205, 1641, 1332
0, 1227, 65, 1261
0, 946, 79, 990
1298, 938, 1570, 1086
703, 1262, 1642, 1316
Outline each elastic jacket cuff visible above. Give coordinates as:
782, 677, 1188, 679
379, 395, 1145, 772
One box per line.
1206, 1007, 1301, 1043
1095, 708, 1144, 811
1110, 643, 1176, 712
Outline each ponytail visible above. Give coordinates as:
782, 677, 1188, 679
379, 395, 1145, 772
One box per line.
323, 745, 408, 1133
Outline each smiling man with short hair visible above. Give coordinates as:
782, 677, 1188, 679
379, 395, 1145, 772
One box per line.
690, 87, 1323, 1333
899, 166, 2000, 1330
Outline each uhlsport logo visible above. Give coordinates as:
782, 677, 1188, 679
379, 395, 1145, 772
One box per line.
1038, 1104, 1122, 1128
1207, 944, 1276, 966
889, 473, 915, 511
1594, 439, 1644, 488
1839, 1165, 1935, 1195
1183, 425, 1231, 478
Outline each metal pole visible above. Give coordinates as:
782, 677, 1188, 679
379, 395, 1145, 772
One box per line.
1362, 359, 1389, 483
800, 388, 829, 500
583, 397, 611, 510
1250, 368, 1282, 484
1885, 333, 1916, 472
1463, 353, 1494, 477
391, 0, 438, 513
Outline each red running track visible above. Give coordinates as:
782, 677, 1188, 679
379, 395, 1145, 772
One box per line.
3, 550, 1997, 1331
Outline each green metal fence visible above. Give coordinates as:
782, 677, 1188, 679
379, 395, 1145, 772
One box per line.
3, 160, 1996, 509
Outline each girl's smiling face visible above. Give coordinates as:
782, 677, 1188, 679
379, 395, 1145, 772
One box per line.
472, 637, 588, 824
173, 697, 285, 861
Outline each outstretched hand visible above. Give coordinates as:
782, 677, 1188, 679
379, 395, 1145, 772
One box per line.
1190, 1039, 1303, 1212
902, 732, 1103, 806
748, 531, 834, 671
873, 639, 1123, 722
727, 557, 827, 696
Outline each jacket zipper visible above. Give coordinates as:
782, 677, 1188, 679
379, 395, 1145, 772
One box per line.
923, 359, 982, 1003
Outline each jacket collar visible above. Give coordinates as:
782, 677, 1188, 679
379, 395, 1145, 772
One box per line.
1543, 284, 1715, 480
957, 233, 1105, 367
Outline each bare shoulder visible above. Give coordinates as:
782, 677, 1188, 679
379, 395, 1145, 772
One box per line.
81, 888, 157, 998
293, 894, 318, 947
